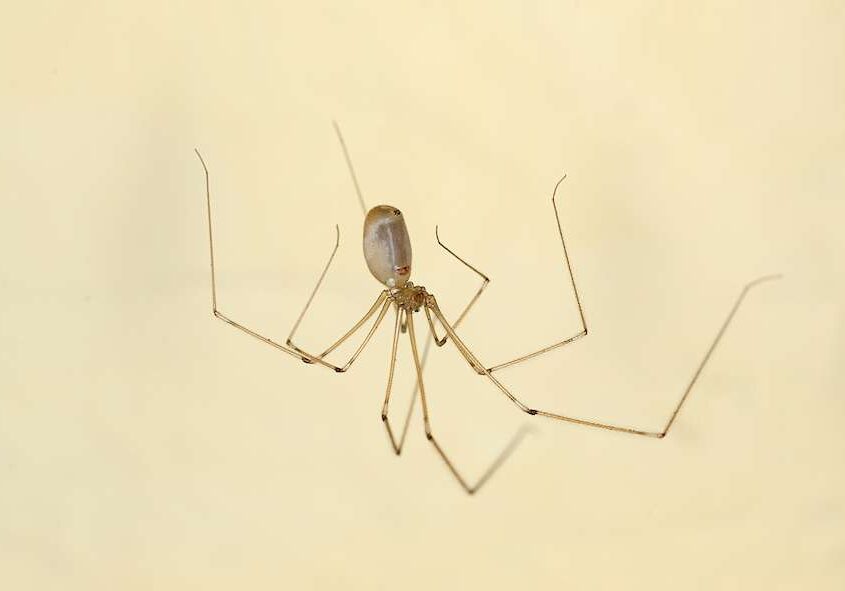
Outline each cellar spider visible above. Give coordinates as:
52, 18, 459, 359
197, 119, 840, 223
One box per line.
195, 123, 779, 495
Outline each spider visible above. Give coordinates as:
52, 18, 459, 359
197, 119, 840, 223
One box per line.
194, 123, 779, 494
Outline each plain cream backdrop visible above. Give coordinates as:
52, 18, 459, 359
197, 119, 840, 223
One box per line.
1, 1, 843, 589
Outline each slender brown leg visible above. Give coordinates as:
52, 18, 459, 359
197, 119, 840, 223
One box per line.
423, 306, 448, 346
286, 224, 341, 345
390, 226, 494, 445
385, 329, 443, 458
195, 148, 345, 370
382, 327, 438, 459
428, 274, 780, 438
406, 311, 528, 494
430, 226, 491, 348
287, 294, 392, 373
424, 302, 491, 379
286, 290, 385, 355
283, 228, 391, 372
381, 307, 417, 454
332, 120, 367, 216
281, 121, 383, 369
486, 176, 589, 373
319, 292, 388, 359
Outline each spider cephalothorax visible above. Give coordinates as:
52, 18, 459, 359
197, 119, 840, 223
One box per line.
391, 282, 432, 312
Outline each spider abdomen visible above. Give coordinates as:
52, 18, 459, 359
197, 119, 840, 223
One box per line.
363, 205, 412, 288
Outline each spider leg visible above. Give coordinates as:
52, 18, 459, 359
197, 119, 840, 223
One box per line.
486, 175, 589, 373
382, 328, 439, 456
423, 306, 447, 346
428, 274, 780, 438
403, 226, 493, 380
383, 304, 468, 456
381, 307, 418, 454
285, 223, 341, 346
382, 317, 441, 456
283, 227, 390, 371
428, 225, 491, 348
195, 148, 346, 370
332, 120, 367, 215
286, 293, 391, 373
406, 310, 528, 494
282, 121, 400, 372
386, 226, 494, 439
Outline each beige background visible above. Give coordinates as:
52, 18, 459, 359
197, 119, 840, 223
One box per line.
1, 1, 843, 589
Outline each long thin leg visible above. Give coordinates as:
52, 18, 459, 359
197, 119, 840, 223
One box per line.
382, 307, 417, 454
383, 330, 440, 458
486, 175, 589, 373
333, 120, 367, 215
383, 300, 480, 457
428, 225, 491, 348
428, 274, 780, 438
195, 148, 342, 370
406, 311, 528, 494
404, 232, 494, 444
423, 306, 448, 346
282, 123, 383, 365
287, 293, 392, 373
386, 226, 494, 451
286, 224, 340, 344
287, 290, 385, 356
